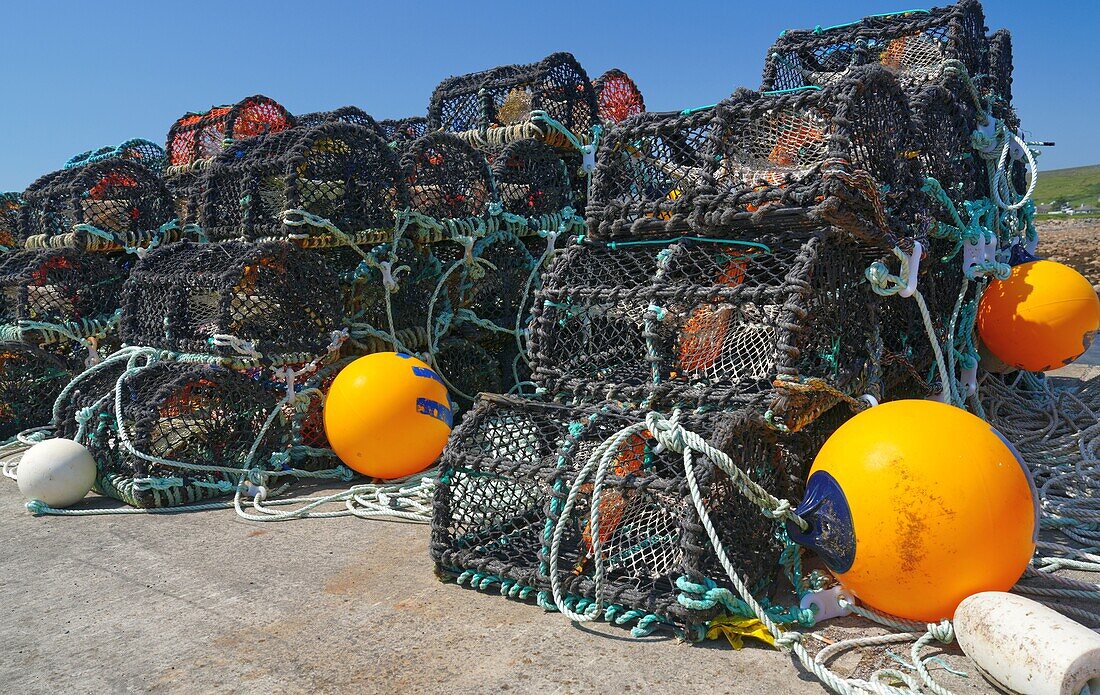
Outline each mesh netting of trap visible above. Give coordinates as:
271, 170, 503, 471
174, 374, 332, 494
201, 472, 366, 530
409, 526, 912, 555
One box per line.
379, 117, 430, 148
55, 359, 283, 509
20, 159, 177, 252
119, 240, 343, 365
593, 69, 646, 125
165, 95, 295, 227
0, 247, 126, 344
0, 342, 75, 440
529, 232, 885, 426
489, 138, 574, 225
64, 139, 167, 174
760, 0, 989, 93
586, 66, 922, 249
400, 132, 495, 237
431, 392, 848, 638
428, 52, 599, 151
0, 193, 23, 249
200, 120, 408, 245
296, 106, 383, 133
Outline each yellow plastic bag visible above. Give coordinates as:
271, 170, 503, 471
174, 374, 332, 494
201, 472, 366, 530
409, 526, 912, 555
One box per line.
706, 615, 777, 650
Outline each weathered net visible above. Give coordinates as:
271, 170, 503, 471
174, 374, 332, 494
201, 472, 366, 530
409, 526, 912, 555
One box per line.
432, 393, 847, 637
200, 120, 406, 244
64, 139, 167, 173
165, 95, 295, 226
119, 240, 343, 366
54, 359, 283, 508
0, 248, 127, 345
0, 342, 74, 440
0, 193, 23, 249
379, 117, 430, 147
587, 66, 921, 248
529, 233, 883, 424
296, 106, 382, 132
20, 159, 177, 252
428, 52, 598, 152
761, 0, 989, 92
593, 69, 646, 125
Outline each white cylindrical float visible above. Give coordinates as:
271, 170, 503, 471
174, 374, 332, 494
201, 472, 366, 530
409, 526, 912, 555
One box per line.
955, 592, 1100, 695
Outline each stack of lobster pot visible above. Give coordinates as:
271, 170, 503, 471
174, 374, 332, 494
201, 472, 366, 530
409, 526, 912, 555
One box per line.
431, 0, 1032, 641
0, 139, 177, 441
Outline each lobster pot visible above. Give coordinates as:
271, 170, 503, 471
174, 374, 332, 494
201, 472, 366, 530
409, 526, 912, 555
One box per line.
165, 95, 295, 228
296, 106, 382, 132
337, 238, 454, 355
428, 53, 598, 150
379, 117, 429, 149
761, 0, 989, 92
0, 343, 74, 439
0, 193, 23, 249
0, 248, 126, 342
593, 69, 646, 125
910, 72, 989, 215
119, 241, 342, 365
530, 233, 882, 424
588, 67, 920, 247
200, 120, 407, 244
490, 139, 574, 228
401, 133, 493, 232
56, 361, 281, 508
20, 159, 175, 251
64, 139, 166, 173
431, 393, 845, 637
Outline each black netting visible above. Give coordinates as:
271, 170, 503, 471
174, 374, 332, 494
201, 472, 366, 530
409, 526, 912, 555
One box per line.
428, 53, 598, 150
296, 106, 383, 133
119, 240, 342, 363
588, 66, 921, 247
593, 69, 646, 125
987, 29, 1013, 120
432, 393, 846, 635
0, 248, 126, 342
0, 342, 74, 440
57, 361, 281, 508
64, 139, 167, 173
530, 233, 882, 422
490, 139, 573, 220
402, 133, 493, 226
761, 0, 989, 92
20, 159, 176, 251
165, 95, 295, 228
379, 117, 430, 147
0, 193, 23, 249
200, 120, 408, 243
911, 74, 989, 214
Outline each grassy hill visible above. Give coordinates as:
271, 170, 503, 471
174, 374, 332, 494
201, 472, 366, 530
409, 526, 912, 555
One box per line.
1032, 164, 1100, 208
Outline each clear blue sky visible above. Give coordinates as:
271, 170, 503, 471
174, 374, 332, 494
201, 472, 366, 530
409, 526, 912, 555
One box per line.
1, 0, 1096, 191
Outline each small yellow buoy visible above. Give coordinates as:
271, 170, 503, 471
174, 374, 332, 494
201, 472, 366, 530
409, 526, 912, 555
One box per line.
323, 352, 452, 480
978, 259, 1100, 372
789, 399, 1037, 622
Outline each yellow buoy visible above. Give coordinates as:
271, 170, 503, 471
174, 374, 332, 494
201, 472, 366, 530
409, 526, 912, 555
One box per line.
323, 352, 452, 480
978, 260, 1099, 372
789, 399, 1037, 622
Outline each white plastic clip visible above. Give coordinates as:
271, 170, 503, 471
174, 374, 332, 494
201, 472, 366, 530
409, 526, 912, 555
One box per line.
859, 394, 879, 408
898, 240, 922, 298
84, 338, 101, 369
801, 586, 854, 624
581, 143, 597, 175
972, 114, 999, 155
926, 390, 949, 403
961, 364, 978, 396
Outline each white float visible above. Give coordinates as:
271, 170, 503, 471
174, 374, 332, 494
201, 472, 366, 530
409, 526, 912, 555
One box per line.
955, 592, 1100, 695
16, 438, 96, 508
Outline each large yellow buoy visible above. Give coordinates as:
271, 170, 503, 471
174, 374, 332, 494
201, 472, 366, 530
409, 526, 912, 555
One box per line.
323, 352, 452, 480
978, 260, 1099, 372
789, 399, 1037, 622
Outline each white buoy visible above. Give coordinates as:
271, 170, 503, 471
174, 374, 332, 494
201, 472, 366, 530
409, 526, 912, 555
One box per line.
16, 438, 96, 508
955, 592, 1100, 695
